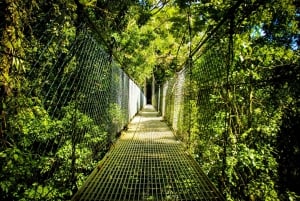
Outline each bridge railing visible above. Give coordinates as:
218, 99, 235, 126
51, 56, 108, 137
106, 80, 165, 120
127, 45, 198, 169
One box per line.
155, 8, 299, 200
1, 20, 145, 201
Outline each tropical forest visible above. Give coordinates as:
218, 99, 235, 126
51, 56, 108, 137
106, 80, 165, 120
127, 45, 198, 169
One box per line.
0, 0, 299, 200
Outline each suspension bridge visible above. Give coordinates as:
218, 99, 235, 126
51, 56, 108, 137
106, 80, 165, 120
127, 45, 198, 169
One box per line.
2, 1, 297, 200
0, 23, 226, 200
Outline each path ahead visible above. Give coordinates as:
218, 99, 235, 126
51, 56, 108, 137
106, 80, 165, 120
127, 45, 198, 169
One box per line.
72, 105, 224, 201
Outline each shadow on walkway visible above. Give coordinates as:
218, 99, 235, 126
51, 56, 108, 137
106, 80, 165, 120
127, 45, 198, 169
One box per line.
72, 105, 224, 201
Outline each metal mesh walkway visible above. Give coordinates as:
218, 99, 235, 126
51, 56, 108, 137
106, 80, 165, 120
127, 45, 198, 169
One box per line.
72, 105, 224, 201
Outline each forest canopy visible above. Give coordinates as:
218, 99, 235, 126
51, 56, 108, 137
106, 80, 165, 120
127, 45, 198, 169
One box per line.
1, 0, 299, 200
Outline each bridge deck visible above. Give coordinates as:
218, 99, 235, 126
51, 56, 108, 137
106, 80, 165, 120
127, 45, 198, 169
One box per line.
72, 105, 224, 201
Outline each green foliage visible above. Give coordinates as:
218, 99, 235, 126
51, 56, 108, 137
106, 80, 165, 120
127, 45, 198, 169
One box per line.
79, 0, 97, 7
108, 103, 126, 126
162, 0, 299, 200
0, 98, 107, 200
115, 2, 194, 85
0, 1, 113, 199
1, 0, 299, 200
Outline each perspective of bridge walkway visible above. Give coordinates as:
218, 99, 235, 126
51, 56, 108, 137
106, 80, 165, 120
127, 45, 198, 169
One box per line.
5, 2, 297, 200
72, 105, 224, 201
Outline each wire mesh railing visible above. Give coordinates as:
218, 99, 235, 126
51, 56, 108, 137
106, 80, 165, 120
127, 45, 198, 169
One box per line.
0, 6, 145, 200
157, 2, 299, 200
160, 69, 190, 143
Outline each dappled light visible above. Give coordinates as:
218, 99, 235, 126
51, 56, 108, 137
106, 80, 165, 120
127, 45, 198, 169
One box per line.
72, 106, 224, 201
0, 0, 299, 200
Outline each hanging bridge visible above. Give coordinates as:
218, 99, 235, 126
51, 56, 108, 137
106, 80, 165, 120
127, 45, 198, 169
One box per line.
2, 1, 298, 201
1, 22, 227, 200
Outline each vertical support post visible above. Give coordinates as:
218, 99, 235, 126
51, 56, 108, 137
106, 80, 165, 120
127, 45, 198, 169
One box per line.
71, 90, 78, 192
222, 13, 235, 192
107, 55, 114, 148
70, 25, 86, 194
157, 85, 161, 113
152, 75, 156, 108
187, 0, 192, 149
70, 52, 81, 194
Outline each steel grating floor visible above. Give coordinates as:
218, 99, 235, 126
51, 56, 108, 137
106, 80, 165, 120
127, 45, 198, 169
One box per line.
72, 105, 224, 201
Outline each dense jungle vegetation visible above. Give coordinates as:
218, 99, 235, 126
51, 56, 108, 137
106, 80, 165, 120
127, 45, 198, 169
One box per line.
1, 0, 299, 200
